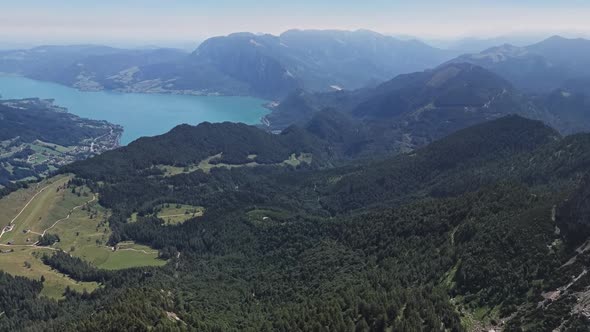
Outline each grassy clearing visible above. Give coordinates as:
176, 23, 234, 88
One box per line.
0, 175, 165, 298
50, 197, 111, 261
0, 246, 97, 299
0, 182, 39, 226
28, 142, 68, 165
99, 249, 165, 270
30, 143, 59, 156
0, 174, 72, 239
129, 204, 204, 225
158, 152, 313, 177
34, 140, 72, 153
156, 204, 204, 225
1, 175, 88, 246
70, 242, 164, 271
36, 189, 164, 270
100, 242, 164, 270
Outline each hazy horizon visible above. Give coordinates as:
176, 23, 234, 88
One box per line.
0, 29, 583, 52
2, 0, 590, 49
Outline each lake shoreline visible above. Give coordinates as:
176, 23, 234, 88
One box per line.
0, 76, 270, 145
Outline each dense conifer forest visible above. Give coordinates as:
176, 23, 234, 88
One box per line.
1, 114, 588, 331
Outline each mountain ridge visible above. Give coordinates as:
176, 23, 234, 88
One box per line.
0, 30, 459, 99
264, 63, 570, 159
447, 35, 590, 92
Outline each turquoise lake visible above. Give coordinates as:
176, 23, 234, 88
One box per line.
0, 76, 269, 145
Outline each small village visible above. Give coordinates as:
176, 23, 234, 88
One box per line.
0, 99, 122, 186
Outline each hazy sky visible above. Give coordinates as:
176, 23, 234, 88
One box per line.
2, 0, 590, 47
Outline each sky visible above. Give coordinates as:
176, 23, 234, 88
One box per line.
2, 0, 590, 48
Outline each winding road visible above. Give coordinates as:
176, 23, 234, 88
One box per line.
0, 183, 48, 240
0, 180, 96, 248
38, 194, 97, 238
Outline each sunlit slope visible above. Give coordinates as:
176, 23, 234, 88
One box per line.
0, 175, 165, 298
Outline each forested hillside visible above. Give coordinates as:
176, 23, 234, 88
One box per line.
2, 115, 589, 330
264, 63, 577, 159
64, 121, 325, 181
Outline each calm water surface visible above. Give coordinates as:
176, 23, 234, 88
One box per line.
0, 76, 269, 144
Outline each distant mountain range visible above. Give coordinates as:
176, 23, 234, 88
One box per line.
448, 35, 590, 92
426, 35, 546, 53
0, 45, 188, 91
0, 30, 458, 99
4, 33, 590, 101
264, 62, 590, 158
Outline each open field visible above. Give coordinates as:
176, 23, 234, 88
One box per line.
158, 152, 312, 176
34, 140, 73, 154
0, 175, 165, 298
1, 174, 85, 246
27, 141, 72, 165
0, 174, 72, 236
50, 203, 164, 270
0, 246, 98, 299
130, 204, 204, 225
156, 204, 204, 225
100, 242, 164, 270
